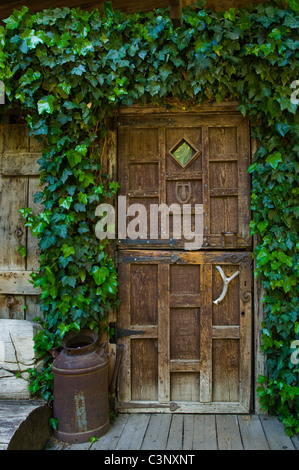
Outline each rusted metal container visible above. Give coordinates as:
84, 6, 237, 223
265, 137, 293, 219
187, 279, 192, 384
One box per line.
52, 329, 109, 443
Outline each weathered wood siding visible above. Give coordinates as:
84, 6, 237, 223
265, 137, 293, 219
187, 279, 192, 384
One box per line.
0, 124, 43, 321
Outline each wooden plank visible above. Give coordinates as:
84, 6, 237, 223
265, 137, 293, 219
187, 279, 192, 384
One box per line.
170, 359, 201, 372
212, 339, 239, 402
90, 414, 129, 450
238, 415, 269, 450
166, 414, 183, 450
1, 153, 41, 175
118, 250, 251, 265
169, 294, 200, 308
158, 263, 170, 403
202, 126, 210, 249
216, 414, 243, 450
141, 413, 172, 450
171, 373, 200, 402
210, 188, 238, 197
192, 415, 217, 450
260, 415, 296, 450
253, 233, 266, 414
127, 325, 157, 338
0, 177, 27, 270
169, 0, 182, 28
3, 0, 264, 22
212, 325, 240, 339
1, 124, 29, 154
182, 414, 194, 450
291, 433, 299, 450
26, 177, 43, 271
239, 261, 252, 411
116, 263, 131, 403
0, 294, 26, 319
0, 271, 40, 295
0, 0, 173, 20
115, 401, 248, 413
118, 102, 240, 115
131, 339, 158, 400
237, 118, 251, 247
115, 413, 150, 450
118, 114, 244, 129
25, 175, 43, 321
199, 264, 212, 402
158, 127, 166, 206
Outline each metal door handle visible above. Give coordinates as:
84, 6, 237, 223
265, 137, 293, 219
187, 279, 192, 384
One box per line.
213, 266, 239, 305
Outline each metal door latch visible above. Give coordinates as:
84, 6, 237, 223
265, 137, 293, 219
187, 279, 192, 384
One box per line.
109, 322, 145, 344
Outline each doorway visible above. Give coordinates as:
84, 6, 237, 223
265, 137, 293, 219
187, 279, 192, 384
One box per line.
115, 107, 252, 413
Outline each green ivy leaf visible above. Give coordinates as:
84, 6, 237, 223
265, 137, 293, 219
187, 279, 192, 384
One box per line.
266, 152, 283, 169
45, 266, 56, 285
78, 192, 88, 204
91, 266, 109, 286
67, 151, 83, 168
37, 95, 55, 115
61, 244, 75, 258
59, 196, 73, 210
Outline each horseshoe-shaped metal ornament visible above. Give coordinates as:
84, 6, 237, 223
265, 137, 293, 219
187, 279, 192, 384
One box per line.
213, 266, 239, 305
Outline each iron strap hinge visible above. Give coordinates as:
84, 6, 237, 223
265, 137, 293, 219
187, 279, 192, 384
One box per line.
119, 253, 180, 263
109, 322, 145, 344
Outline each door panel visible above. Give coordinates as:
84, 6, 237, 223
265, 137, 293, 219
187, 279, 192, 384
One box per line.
116, 250, 252, 413
117, 113, 251, 250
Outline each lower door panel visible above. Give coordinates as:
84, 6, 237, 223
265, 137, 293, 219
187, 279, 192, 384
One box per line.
116, 250, 252, 413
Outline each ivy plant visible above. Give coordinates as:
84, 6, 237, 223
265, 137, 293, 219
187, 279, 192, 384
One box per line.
0, 0, 298, 434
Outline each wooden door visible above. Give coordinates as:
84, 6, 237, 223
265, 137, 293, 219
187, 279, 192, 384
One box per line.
0, 124, 42, 320
116, 108, 252, 413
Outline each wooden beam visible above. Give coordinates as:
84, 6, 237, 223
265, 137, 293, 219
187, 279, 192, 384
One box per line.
0, 0, 269, 21
169, 0, 182, 28
0, 271, 40, 295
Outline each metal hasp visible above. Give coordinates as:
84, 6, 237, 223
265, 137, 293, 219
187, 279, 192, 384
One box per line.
51, 329, 109, 443
213, 265, 239, 305
109, 322, 145, 344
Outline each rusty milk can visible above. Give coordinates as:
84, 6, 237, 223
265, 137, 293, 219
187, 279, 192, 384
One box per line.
52, 329, 109, 443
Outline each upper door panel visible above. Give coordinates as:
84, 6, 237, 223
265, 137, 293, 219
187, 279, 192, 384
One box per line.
117, 111, 251, 250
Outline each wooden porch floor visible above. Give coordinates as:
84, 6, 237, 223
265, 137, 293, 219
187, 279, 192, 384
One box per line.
46, 413, 299, 451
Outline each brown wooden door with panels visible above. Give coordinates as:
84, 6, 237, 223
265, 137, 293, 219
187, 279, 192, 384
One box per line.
115, 108, 252, 413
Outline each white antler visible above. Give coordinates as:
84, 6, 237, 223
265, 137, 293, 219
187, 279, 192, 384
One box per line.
213, 266, 239, 305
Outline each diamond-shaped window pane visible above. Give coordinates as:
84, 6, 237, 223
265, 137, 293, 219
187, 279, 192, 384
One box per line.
171, 139, 197, 167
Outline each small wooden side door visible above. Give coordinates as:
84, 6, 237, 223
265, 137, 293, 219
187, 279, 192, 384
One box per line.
0, 124, 43, 320
117, 250, 252, 413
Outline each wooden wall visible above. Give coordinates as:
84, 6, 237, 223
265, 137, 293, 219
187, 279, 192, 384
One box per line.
0, 0, 269, 21
0, 109, 266, 412
0, 123, 43, 321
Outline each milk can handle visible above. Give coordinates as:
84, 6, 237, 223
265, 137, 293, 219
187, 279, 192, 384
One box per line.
51, 347, 61, 358
97, 341, 106, 356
